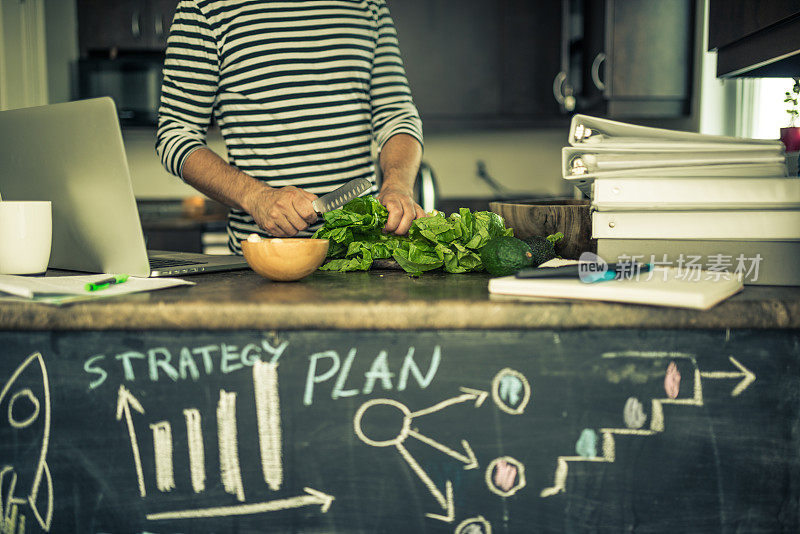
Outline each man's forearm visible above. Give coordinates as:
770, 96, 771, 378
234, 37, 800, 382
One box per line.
180, 147, 265, 214
379, 133, 423, 194
180, 147, 319, 237
377, 133, 424, 234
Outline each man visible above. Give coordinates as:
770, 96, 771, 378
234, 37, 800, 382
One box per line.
156, 0, 424, 253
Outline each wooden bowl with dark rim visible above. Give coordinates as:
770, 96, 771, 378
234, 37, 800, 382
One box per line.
241, 238, 330, 281
489, 199, 595, 260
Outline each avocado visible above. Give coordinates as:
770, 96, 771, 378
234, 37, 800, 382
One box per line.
523, 236, 557, 267
480, 236, 534, 276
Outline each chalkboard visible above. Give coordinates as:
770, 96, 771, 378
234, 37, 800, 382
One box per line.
1, 329, 798, 533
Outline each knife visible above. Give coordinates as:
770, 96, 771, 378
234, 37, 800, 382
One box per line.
312, 177, 373, 214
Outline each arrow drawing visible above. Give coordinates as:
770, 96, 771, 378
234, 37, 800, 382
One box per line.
408, 388, 488, 419
146, 487, 334, 520
408, 430, 478, 470
116, 385, 146, 498
541, 351, 755, 497
700, 356, 756, 397
354, 388, 487, 522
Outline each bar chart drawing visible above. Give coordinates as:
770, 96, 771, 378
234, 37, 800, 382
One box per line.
116, 360, 334, 521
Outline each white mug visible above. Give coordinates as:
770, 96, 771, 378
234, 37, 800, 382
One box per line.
0, 201, 52, 274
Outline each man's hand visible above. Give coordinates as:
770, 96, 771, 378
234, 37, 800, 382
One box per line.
245, 185, 319, 237
378, 185, 426, 235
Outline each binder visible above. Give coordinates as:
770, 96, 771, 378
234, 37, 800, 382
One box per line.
562, 146, 786, 178
591, 177, 800, 211
567, 162, 789, 196
569, 114, 784, 150
592, 210, 800, 240
596, 239, 800, 286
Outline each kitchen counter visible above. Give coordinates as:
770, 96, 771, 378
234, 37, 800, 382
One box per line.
1, 269, 798, 330
1, 268, 798, 534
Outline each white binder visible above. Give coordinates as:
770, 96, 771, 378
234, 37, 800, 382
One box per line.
592, 210, 800, 240
591, 177, 800, 211
563, 146, 786, 178
567, 163, 789, 196
569, 114, 785, 150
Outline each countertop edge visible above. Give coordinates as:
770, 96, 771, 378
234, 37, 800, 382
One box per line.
1, 299, 797, 331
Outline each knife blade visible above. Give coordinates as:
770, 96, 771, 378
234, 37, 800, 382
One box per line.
312, 177, 373, 214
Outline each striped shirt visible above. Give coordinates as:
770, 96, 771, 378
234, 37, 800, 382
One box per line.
156, 0, 423, 253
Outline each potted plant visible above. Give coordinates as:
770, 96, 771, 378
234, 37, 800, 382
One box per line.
780, 78, 800, 152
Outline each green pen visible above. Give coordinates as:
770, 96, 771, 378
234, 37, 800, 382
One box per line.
85, 274, 129, 292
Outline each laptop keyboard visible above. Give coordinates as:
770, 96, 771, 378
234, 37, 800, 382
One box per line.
148, 257, 207, 269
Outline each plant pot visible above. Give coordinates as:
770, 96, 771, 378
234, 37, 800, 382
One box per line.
780, 126, 800, 152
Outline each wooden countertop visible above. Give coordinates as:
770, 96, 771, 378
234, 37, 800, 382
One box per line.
1, 269, 799, 331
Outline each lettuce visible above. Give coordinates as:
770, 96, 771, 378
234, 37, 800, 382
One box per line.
313, 196, 513, 275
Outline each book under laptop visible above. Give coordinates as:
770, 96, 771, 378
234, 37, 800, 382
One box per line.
0, 97, 248, 277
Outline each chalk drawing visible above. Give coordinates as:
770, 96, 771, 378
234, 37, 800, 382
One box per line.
353, 387, 487, 523
304, 346, 442, 406
491, 368, 530, 415
0, 352, 54, 532
455, 515, 492, 534
183, 409, 206, 493
623, 397, 647, 429
150, 422, 175, 492
146, 487, 334, 520
664, 362, 681, 398
253, 361, 282, 491
116, 385, 146, 498
217, 390, 245, 502
575, 429, 598, 458
485, 457, 526, 497
541, 351, 755, 497
117, 359, 333, 522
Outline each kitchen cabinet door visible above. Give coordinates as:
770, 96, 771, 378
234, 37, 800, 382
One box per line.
388, 0, 564, 128
579, 0, 695, 118
149, 0, 179, 49
388, 0, 502, 121
77, 0, 178, 55
78, 0, 148, 54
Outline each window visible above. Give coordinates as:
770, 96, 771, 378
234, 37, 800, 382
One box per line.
743, 77, 798, 140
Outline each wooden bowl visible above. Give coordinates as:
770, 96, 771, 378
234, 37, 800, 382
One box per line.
241, 238, 329, 281
489, 199, 594, 260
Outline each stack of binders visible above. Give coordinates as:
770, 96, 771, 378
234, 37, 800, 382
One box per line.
563, 115, 800, 286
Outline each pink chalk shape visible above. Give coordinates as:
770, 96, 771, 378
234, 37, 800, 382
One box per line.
664, 361, 681, 399
493, 459, 518, 492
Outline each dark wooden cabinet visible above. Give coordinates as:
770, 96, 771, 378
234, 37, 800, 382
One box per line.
390, 0, 695, 128
77, 0, 177, 55
388, 0, 563, 127
562, 0, 696, 118
708, 0, 800, 77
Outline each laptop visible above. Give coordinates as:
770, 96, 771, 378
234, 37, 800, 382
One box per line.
0, 97, 248, 277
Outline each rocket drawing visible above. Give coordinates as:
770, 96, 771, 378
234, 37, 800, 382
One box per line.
0, 352, 53, 532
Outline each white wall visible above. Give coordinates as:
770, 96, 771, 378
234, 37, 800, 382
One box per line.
1, 0, 48, 110
422, 128, 570, 198
123, 127, 228, 199
44, 0, 78, 104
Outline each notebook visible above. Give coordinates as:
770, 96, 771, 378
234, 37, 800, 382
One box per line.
0, 98, 248, 277
488, 266, 744, 310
